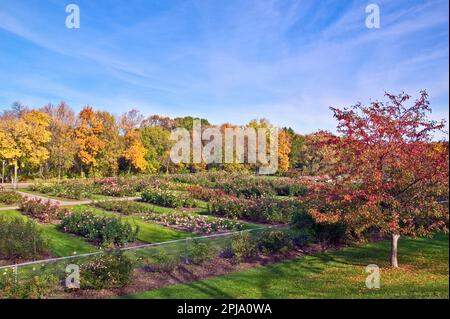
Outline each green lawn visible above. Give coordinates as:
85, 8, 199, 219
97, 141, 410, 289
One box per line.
136, 201, 174, 214
124, 215, 194, 243
125, 233, 449, 299
39, 224, 98, 256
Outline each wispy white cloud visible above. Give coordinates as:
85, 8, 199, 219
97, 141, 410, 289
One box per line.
0, 0, 448, 136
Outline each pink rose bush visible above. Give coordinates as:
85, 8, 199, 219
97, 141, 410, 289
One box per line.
19, 197, 70, 223
143, 212, 244, 234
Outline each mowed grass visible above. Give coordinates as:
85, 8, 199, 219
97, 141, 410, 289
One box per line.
72, 205, 193, 243
39, 224, 98, 256
125, 233, 449, 299
0, 210, 97, 257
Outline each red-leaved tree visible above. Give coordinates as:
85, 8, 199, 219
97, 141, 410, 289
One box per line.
307, 91, 449, 267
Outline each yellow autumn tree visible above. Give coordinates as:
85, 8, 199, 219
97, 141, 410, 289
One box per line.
22, 110, 52, 168
120, 110, 147, 172
123, 130, 148, 172
41, 102, 77, 180
74, 106, 105, 176
0, 110, 51, 185
278, 129, 292, 172
0, 117, 21, 184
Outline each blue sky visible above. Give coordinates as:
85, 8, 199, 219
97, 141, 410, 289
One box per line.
0, 0, 448, 135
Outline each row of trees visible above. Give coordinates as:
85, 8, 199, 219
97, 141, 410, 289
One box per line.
0, 102, 336, 182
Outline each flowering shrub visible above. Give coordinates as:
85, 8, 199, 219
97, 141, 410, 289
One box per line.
213, 178, 276, 198
141, 188, 196, 208
59, 209, 139, 247
186, 185, 225, 201
245, 198, 303, 223
174, 172, 308, 198
80, 252, 133, 289
143, 212, 244, 234
29, 180, 97, 200
19, 197, 69, 223
208, 195, 252, 220
0, 216, 48, 259
0, 268, 58, 299
0, 188, 22, 204
93, 178, 136, 197
91, 200, 157, 215
209, 195, 303, 224
271, 178, 308, 196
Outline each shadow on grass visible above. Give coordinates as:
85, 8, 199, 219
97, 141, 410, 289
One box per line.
123, 233, 448, 299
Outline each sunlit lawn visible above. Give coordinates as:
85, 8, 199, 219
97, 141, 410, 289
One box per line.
125, 233, 449, 299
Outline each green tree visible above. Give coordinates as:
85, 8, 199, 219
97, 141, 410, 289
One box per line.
141, 126, 173, 173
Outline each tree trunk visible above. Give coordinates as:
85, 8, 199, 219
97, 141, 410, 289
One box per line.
13, 163, 18, 189
391, 234, 400, 268
1, 160, 5, 184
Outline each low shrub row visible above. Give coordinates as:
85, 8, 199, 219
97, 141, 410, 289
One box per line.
141, 228, 296, 274
141, 188, 197, 208
80, 252, 134, 289
0, 188, 22, 205
172, 172, 309, 198
91, 200, 156, 215
0, 268, 58, 299
27, 177, 189, 200
59, 209, 139, 247
142, 212, 244, 234
29, 181, 95, 200
226, 229, 295, 263
271, 178, 308, 196
209, 195, 304, 224
93, 178, 137, 197
186, 185, 225, 201
19, 198, 69, 223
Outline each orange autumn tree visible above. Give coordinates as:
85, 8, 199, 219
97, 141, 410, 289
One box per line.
74, 106, 105, 176
120, 110, 147, 172
307, 91, 449, 267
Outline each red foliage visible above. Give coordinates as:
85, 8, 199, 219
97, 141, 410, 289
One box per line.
307, 91, 449, 239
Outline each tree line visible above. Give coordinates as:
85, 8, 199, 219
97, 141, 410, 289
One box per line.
0, 101, 337, 182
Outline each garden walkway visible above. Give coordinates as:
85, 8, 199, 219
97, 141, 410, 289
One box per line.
0, 191, 139, 211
